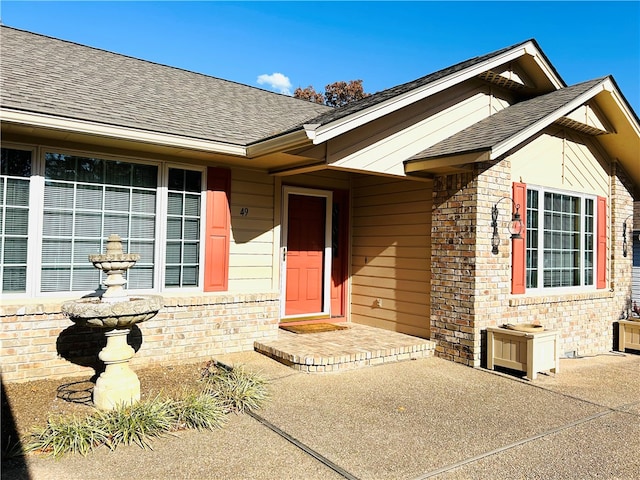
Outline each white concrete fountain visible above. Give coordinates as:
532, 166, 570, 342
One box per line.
62, 234, 163, 410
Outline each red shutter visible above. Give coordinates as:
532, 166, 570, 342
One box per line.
511, 182, 527, 294
204, 167, 231, 292
596, 196, 607, 289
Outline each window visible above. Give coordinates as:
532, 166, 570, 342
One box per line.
1, 149, 32, 293
526, 186, 596, 290
42, 153, 158, 292
165, 168, 202, 287
0, 147, 215, 296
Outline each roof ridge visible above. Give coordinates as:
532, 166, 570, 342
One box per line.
302, 38, 560, 129
0, 24, 302, 100
1, 25, 330, 145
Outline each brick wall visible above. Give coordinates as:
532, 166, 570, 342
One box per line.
431, 159, 634, 366
0, 293, 279, 383
610, 162, 635, 320
430, 170, 479, 365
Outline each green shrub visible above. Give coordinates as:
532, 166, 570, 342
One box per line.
96, 396, 177, 450
23, 362, 269, 458
201, 363, 269, 414
25, 415, 108, 458
175, 391, 227, 430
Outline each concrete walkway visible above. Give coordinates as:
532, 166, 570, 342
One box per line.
4, 351, 639, 480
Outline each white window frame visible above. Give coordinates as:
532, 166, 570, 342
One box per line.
0, 144, 207, 299
158, 163, 207, 292
0, 144, 37, 298
525, 184, 598, 294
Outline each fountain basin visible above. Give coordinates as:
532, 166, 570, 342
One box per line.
90, 260, 138, 272
62, 295, 163, 329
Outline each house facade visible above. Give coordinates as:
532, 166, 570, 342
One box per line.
1, 26, 638, 382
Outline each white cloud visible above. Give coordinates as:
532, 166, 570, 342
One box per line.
257, 72, 292, 95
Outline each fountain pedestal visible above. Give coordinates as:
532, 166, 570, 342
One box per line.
92, 328, 139, 410
62, 234, 162, 410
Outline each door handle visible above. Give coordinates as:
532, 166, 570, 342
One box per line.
283, 247, 287, 261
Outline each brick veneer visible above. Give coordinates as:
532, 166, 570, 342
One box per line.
430, 169, 480, 365
431, 160, 634, 367
0, 293, 279, 383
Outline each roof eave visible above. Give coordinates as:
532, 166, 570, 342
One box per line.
246, 128, 312, 158
491, 78, 615, 159
0, 108, 248, 157
405, 77, 640, 191
404, 150, 491, 174
310, 40, 564, 146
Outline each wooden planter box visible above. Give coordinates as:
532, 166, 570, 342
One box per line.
486, 326, 559, 380
617, 320, 640, 352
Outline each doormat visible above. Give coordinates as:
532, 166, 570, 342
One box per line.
280, 323, 348, 334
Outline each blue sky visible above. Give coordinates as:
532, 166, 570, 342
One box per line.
1, 1, 639, 113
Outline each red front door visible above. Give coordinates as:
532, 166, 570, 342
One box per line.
285, 195, 326, 316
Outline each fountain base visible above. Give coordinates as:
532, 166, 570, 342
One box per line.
93, 328, 140, 410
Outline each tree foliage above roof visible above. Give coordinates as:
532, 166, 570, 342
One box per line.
294, 79, 370, 107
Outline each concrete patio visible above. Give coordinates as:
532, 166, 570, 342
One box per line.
4, 349, 639, 480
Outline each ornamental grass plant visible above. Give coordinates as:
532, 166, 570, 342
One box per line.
23, 362, 268, 458
174, 390, 228, 430
200, 361, 270, 414
95, 395, 177, 450
24, 414, 109, 458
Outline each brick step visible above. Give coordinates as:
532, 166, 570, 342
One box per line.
254, 323, 435, 373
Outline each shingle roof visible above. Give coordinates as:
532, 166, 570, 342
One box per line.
407, 77, 607, 162
0, 26, 331, 146
303, 38, 563, 128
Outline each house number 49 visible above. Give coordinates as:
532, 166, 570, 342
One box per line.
240, 208, 249, 216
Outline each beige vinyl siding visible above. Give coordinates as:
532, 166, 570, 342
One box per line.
351, 175, 432, 338
510, 126, 609, 197
327, 82, 511, 177
228, 169, 276, 292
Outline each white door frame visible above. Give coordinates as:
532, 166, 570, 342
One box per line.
280, 186, 333, 319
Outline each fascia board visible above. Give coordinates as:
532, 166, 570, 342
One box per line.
310, 41, 561, 145
522, 43, 565, 90
491, 79, 611, 159
0, 108, 247, 157
246, 129, 311, 158
404, 150, 491, 173
608, 85, 640, 137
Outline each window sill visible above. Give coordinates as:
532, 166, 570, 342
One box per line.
509, 290, 614, 307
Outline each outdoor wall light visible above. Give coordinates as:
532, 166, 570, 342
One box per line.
491, 197, 523, 255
